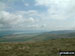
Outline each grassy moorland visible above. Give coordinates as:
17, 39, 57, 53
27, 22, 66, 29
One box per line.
0, 38, 75, 56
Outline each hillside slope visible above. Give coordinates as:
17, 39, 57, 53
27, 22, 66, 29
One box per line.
0, 38, 75, 56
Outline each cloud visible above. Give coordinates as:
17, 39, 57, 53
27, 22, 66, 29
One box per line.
0, 0, 74, 31
35, 0, 75, 20
24, 3, 29, 7
0, 10, 46, 30
28, 17, 35, 23
25, 24, 46, 30
0, 2, 6, 11
36, 0, 71, 6
0, 11, 37, 30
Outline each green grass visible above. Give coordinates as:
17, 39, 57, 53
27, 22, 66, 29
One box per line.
0, 38, 75, 56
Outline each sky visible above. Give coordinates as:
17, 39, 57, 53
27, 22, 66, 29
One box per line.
0, 0, 75, 31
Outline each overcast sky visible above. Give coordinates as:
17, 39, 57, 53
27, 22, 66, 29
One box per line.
0, 0, 75, 31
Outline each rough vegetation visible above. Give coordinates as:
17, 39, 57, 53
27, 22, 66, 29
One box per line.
0, 38, 75, 56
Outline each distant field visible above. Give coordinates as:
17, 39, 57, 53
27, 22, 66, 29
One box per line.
0, 38, 75, 56
0, 32, 75, 42
0, 33, 40, 42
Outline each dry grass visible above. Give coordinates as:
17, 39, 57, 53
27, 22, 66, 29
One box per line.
0, 38, 75, 56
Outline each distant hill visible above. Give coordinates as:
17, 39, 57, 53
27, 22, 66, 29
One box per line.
0, 30, 75, 42
0, 30, 46, 37
48, 30, 75, 34
27, 32, 75, 42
